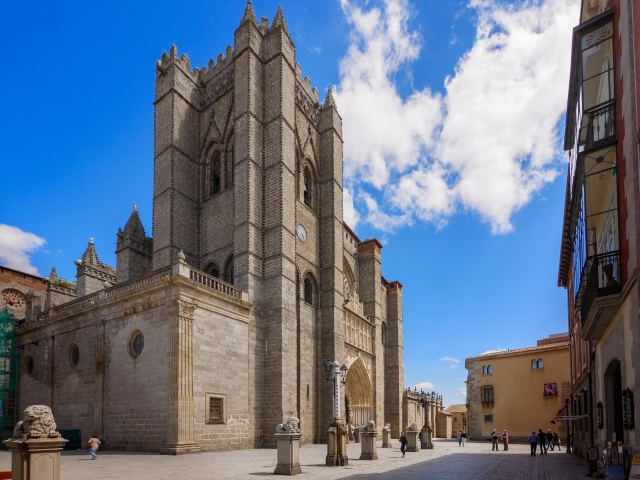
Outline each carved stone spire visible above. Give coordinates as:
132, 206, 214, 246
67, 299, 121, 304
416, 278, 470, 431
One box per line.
81, 238, 100, 266
324, 85, 336, 108
121, 206, 147, 242
272, 5, 289, 33
49, 266, 58, 283
240, 0, 258, 26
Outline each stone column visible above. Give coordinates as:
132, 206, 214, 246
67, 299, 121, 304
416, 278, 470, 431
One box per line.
382, 424, 392, 447
161, 298, 201, 455
94, 321, 105, 439
5, 405, 68, 480
359, 423, 378, 460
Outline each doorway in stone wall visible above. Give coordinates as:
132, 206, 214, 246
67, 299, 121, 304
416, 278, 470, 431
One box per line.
344, 358, 373, 428
604, 359, 624, 442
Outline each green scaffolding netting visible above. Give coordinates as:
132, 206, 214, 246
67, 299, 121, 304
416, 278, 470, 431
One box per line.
0, 309, 17, 442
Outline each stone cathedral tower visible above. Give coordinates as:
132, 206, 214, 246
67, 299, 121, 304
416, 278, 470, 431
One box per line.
151, 1, 405, 444
16, 2, 404, 453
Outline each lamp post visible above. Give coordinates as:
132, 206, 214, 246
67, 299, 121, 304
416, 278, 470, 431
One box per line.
324, 359, 348, 467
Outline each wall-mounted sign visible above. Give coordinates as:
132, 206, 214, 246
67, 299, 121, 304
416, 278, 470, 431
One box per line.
597, 401, 604, 429
623, 388, 635, 430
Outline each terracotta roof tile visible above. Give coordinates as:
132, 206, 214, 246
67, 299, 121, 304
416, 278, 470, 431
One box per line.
465, 342, 569, 364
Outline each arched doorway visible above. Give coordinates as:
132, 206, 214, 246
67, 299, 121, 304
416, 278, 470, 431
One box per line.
344, 358, 373, 427
604, 359, 623, 442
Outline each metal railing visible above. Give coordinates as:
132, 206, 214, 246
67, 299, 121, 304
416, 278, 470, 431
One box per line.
581, 250, 622, 325
582, 101, 616, 151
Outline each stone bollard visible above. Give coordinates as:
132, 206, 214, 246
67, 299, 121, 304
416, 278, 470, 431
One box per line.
4, 405, 68, 480
274, 417, 302, 475
421, 425, 433, 449
405, 423, 420, 452
353, 427, 360, 443
358, 421, 378, 460
382, 424, 392, 448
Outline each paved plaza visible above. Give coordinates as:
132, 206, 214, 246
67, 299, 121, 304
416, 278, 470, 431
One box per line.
0, 438, 588, 479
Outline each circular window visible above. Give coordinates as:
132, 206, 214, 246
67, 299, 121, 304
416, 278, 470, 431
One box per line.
68, 345, 79, 367
129, 331, 144, 358
25, 356, 34, 375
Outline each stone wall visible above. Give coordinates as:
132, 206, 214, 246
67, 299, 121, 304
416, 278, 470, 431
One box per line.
436, 411, 452, 438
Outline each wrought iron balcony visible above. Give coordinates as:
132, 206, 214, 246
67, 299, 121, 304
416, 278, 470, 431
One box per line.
581, 101, 616, 151
580, 250, 623, 333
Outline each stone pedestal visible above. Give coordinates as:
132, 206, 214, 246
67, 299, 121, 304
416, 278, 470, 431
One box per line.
405, 430, 420, 452
421, 426, 433, 449
353, 428, 360, 443
382, 428, 392, 448
359, 431, 378, 460
326, 421, 348, 466
274, 433, 302, 475
5, 436, 68, 480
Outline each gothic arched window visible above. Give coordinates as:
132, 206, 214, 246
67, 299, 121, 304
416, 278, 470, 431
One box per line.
304, 278, 313, 305
210, 151, 221, 196
224, 256, 234, 285
381, 321, 387, 346
303, 167, 312, 207
205, 263, 220, 279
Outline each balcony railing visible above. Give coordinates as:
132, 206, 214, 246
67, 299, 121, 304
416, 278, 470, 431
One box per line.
581, 101, 616, 151
580, 250, 622, 325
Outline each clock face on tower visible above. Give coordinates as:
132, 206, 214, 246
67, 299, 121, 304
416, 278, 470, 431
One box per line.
296, 224, 307, 242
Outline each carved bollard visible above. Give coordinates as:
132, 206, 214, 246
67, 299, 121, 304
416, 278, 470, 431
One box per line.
326, 420, 348, 467
358, 421, 378, 460
405, 423, 420, 453
274, 417, 302, 475
382, 424, 392, 448
4, 405, 68, 480
353, 427, 360, 443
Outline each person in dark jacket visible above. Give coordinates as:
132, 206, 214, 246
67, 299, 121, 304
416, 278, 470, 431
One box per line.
547, 429, 554, 451
538, 429, 547, 454
528, 432, 538, 456
399, 432, 408, 458
553, 432, 561, 451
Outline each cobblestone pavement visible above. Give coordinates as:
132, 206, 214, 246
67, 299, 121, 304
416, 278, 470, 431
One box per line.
0, 438, 588, 479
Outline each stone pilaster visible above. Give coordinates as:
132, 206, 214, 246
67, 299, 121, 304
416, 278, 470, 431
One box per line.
386, 281, 404, 438
161, 298, 201, 454
94, 323, 105, 438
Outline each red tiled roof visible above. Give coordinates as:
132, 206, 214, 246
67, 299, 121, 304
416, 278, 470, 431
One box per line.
465, 342, 569, 365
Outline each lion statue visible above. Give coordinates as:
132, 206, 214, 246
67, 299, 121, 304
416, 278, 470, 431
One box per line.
359, 420, 376, 433
382, 423, 391, 432
276, 416, 300, 434
13, 405, 60, 439
406, 422, 419, 431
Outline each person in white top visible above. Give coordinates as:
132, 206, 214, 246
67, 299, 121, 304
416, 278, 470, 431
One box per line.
87, 434, 101, 460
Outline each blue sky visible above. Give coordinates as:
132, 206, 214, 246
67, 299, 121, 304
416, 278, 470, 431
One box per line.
0, 0, 579, 406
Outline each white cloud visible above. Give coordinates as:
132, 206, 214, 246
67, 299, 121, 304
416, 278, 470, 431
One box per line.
457, 387, 467, 397
481, 347, 508, 355
0, 224, 46, 275
439, 357, 460, 363
410, 381, 434, 391
336, 0, 579, 234
343, 187, 361, 228
450, 364, 457, 369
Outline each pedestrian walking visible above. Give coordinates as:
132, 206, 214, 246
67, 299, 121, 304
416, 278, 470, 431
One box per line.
547, 429, 554, 451
491, 429, 499, 451
528, 431, 538, 456
399, 431, 408, 458
457, 430, 462, 447
87, 434, 101, 460
501, 430, 509, 451
538, 429, 547, 454
461, 432, 466, 447
553, 432, 561, 452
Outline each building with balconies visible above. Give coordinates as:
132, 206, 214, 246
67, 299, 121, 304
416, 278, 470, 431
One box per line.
557, 0, 640, 467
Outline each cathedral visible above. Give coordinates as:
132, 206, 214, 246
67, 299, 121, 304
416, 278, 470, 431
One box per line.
15, 2, 405, 453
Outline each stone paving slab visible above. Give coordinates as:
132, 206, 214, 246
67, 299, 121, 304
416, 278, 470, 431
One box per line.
0, 439, 589, 479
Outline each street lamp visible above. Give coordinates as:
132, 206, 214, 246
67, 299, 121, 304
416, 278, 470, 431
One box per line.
324, 360, 348, 421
